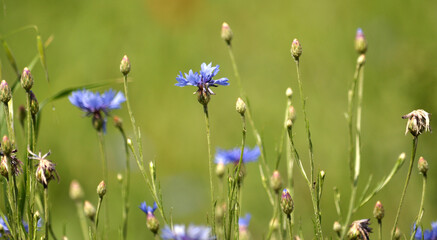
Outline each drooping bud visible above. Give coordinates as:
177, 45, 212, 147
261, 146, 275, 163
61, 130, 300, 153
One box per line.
29, 91, 39, 116
215, 162, 226, 179
84, 201, 96, 221
270, 170, 283, 193
286, 87, 293, 100
333, 221, 342, 233
357, 54, 366, 66
20, 67, 34, 91
97, 181, 106, 198
394, 228, 401, 240
402, 109, 431, 137
2, 135, 12, 155
69, 180, 84, 201
0, 80, 11, 104
281, 188, 294, 215
373, 201, 384, 222
418, 156, 428, 176
113, 116, 123, 129
236, 97, 246, 116
347, 219, 372, 240
120, 55, 131, 76
291, 39, 302, 61
221, 22, 233, 45
354, 28, 367, 54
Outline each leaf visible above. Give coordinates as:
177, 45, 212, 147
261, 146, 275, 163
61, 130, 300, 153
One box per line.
2, 40, 19, 76
36, 35, 49, 82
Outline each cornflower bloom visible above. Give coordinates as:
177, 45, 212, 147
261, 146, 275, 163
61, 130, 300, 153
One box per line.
0, 217, 42, 237
414, 222, 437, 240
175, 62, 229, 105
69, 89, 126, 132
28, 148, 59, 188
214, 146, 260, 165
140, 202, 159, 234
161, 224, 213, 240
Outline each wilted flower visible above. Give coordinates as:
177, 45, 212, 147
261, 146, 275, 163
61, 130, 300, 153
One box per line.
140, 201, 159, 234
161, 224, 214, 240
0, 142, 22, 178
414, 222, 437, 240
28, 148, 59, 187
69, 89, 126, 132
347, 219, 372, 240
402, 109, 431, 137
175, 63, 229, 105
214, 146, 260, 165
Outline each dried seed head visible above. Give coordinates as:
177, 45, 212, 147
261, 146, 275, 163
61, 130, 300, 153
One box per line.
402, 109, 431, 137
221, 22, 233, 45
270, 170, 283, 193
120, 55, 131, 76
0, 80, 11, 104
347, 219, 372, 240
236, 97, 246, 116
84, 201, 96, 221
355, 28, 368, 54
29, 149, 59, 188
418, 156, 428, 175
281, 188, 294, 215
20, 67, 34, 91
97, 181, 106, 198
69, 180, 84, 201
291, 39, 302, 61
373, 201, 384, 221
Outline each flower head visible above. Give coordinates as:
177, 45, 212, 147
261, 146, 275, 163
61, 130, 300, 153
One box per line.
214, 146, 260, 165
347, 219, 372, 240
28, 148, 59, 188
0, 142, 22, 178
355, 28, 368, 54
239, 213, 251, 231
402, 109, 431, 137
139, 201, 157, 217
175, 63, 229, 105
0, 216, 42, 237
414, 222, 437, 240
161, 224, 214, 240
140, 201, 159, 234
69, 89, 126, 132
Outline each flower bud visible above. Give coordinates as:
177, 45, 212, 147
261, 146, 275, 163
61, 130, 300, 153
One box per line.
288, 106, 296, 123
0, 80, 11, 104
357, 54, 366, 66
34, 211, 41, 221
97, 181, 106, 198
2, 135, 12, 156
113, 116, 123, 129
221, 22, 233, 45
120, 55, 131, 76
215, 162, 226, 179
291, 39, 302, 61
215, 203, 226, 224
286, 87, 293, 100
84, 201, 96, 221
270, 170, 283, 193
236, 97, 246, 115
354, 28, 367, 54
29, 91, 39, 116
320, 170, 325, 180
373, 201, 384, 221
418, 156, 428, 175
281, 188, 294, 215
333, 221, 342, 233
20, 67, 33, 91
69, 180, 84, 201
147, 214, 160, 234
0, 156, 9, 178
394, 228, 401, 240
117, 173, 123, 182
286, 119, 293, 130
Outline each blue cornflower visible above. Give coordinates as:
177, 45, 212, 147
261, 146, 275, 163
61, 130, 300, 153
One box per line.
215, 146, 260, 165
161, 224, 214, 240
0, 217, 42, 237
69, 89, 126, 132
239, 213, 251, 230
414, 222, 437, 240
139, 201, 157, 216
175, 62, 229, 105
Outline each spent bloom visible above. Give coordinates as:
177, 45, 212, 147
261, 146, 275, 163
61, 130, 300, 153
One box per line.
214, 146, 260, 165
69, 89, 126, 132
414, 222, 437, 240
175, 62, 229, 105
28, 148, 59, 188
402, 109, 431, 137
161, 224, 213, 240
0, 145, 22, 178
347, 219, 372, 240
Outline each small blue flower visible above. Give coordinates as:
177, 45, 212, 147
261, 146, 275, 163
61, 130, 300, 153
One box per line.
239, 213, 251, 230
139, 201, 157, 216
415, 222, 437, 240
161, 224, 214, 240
215, 146, 260, 165
69, 89, 126, 132
0, 217, 42, 237
176, 62, 229, 105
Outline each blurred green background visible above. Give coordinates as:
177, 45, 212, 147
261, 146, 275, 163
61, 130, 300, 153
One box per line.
1, 0, 437, 239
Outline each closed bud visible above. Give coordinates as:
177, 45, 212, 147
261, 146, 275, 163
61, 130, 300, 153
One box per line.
288, 106, 296, 123
215, 162, 226, 179
236, 97, 246, 115
354, 28, 367, 54
373, 201, 384, 221
281, 188, 294, 215
357, 54, 366, 66
2, 135, 12, 155
84, 201, 96, 221
333, 221, 342, 233
418, 156, 428, 175
0, 80, 11, 104
20, 67, 33, 91
117, 173, 123, 182
147, 215, 160, 234
113, 116, 123, 129
29, 91, 39, 116
34, 211, 41, 221
0, 156, 9, 178
97, 181, 106, 198
270, 170, 283, 193
394, 228, 401, 240
286, 87, 293, 100
69, 180, 84, 201
221, 22, 233, 45
127, 138, 133, 146
120, 55, 131, 76
291, 39, 302, 61
320, 170, 325, 179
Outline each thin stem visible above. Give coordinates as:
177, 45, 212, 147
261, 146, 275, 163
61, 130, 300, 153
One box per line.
44, 187, 49, 240
95, 197, 103, 230
287, 215, 293, 240
347, 63, 361, 182
97, 132, 109, 239
117, 127, 130, 240
341, 186, 357, 239
391, 137, 418, 239
266, 196, 279, 240
410, 175, 427, 240
378, 220, 382, 240
202, 104, 215, 234
75, 202, 89, 240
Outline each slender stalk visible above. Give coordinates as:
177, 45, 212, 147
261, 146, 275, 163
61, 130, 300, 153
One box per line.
202, 104, 215, 234
97, 132, 109, 239
378, 220, 382, 240
75, 202, 89, 240
44, 187, 49, 240
410, 174, 427, 240
391, 137, 418, 239
95, 197, 103, 230
266, 196, 279, 240
287, 215, 293, 240
117, 126, 130, 240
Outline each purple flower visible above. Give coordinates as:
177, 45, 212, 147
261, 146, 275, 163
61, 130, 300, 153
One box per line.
69, 89, 126, 132
0, 217, 42, 237
239, 213, 251, 230
161, 224, 214, 240
415, 222, 437, 240
139, 201, 157, 216
175, 63, 229, 105
214, 146, 260, 165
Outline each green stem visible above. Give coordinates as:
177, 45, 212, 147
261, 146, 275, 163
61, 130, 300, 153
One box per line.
75, 202, 89, 240
287, 215, 293, 240
379, 220, 382, 240
410, 174, 427, 240
347, 63, 360, 182
96, 132, 109, 239
202, 105, 215, 234
391, 137, 418, 239
44, 187, 49, 240
95, 197, 103, 230
266, 195, 279, 240
117, 127, 130, 240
